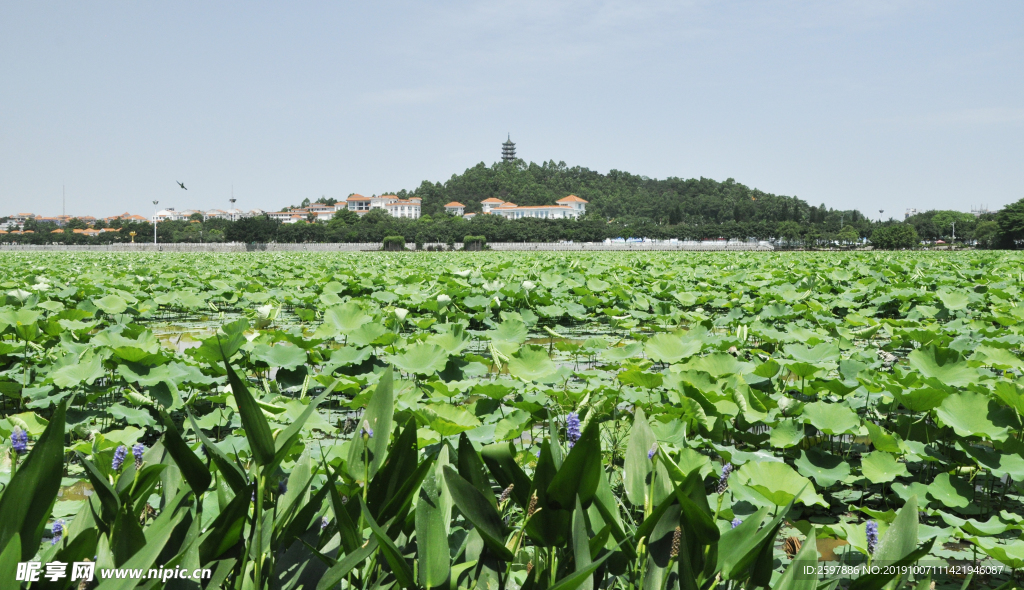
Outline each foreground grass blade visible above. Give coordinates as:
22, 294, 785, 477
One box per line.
0, 400, 66, 560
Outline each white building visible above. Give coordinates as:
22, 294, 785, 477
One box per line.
384, 197, 421, 219
346, 194, 371, 215
475, 195, 587, 220
444, 202, 466, 216
346, 194, 420, 219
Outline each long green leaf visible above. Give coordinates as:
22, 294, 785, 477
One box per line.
158, 411, 212, 495
442, 465, 514, 561
0, 400, 66, 560
775, 527, 818, 590
315, 537, 378, 590
95, 511, 186, 590
221, 338, 276, 466
187, 409, 248, 493
546, 420, 602, 510
360, 498, 416, 588
77, 453, 120, 524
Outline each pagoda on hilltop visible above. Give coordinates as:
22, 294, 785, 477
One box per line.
502, 135, 516, 162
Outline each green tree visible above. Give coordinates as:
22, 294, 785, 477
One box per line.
972, 220, 998, 248
224, 215, 279, 243
996, 198, 1024, 248
65, 217, 88, 230
870, 223, 919, 250
837, 225, 859, 246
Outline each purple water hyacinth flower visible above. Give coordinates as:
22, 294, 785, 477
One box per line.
866, 520, 878, 554
717, 463, 734, 494
132, 443, 145, 469
11, 427, 28, 455
566, 412, 581, 449
112, 445, 128, 471
361, 420, 374, 440
51, 519, 64, 545
731, 519, 742, 529
647, 444, 658, 460
321, 516, 329, 531
278, 479, 288, 495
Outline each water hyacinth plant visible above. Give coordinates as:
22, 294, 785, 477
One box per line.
0, 250, 1020, 589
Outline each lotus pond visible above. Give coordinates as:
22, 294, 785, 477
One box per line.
1, 251, 1023, 590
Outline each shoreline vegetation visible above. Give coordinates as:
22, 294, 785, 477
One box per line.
4, 160, 1019, 249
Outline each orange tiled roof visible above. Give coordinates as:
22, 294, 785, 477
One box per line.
481, 198, 505, 204
444, 202, 465, 208
556, 195, 588, 203
347, 195, 371, 201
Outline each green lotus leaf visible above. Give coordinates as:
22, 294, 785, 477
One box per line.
617, 368, 663, 390
960, 536, 1024, 569
865, 421, 903, 453
428, 324, 472, 354
108, 403, 157, 428
93, 294, 128, 315
644, 333, 701, 364
927, 472, 971, 508
317, 302, 372, 338
935, 391, 1011, 441
486, 320, 528, 344
785, 343, 840, 364
993, 381, 1024, 415
250, 343, 307, 370
793, 448, 850, 488
970, 345, 1024, 370
801, 401, 861, 435
347, 323, 388, 347
390, 343, 449, 376
684, 353, 754, 378
891, 481, 930, 504
906, 345, 974, 387
586, 278, 610, 292
602, 342, 643, 362
891, 386, 948, 412
736, 461, 827, 508
769, 419, 804, 448
507, 346, 557, 382
423, 404, 482, 436
936, 289, 970, 311
861, 451, 909, 484
51, 352, 105, 388
957, 439, 1024, 481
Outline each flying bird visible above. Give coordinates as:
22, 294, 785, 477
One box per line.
177, 181, 187, 190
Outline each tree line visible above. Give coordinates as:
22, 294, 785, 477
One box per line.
3, 159, 1019, 248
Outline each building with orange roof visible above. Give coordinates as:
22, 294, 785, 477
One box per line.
346, 194, 371, 214
444, 202, 465, 216
478, 195, 587, 220
480, 198, 505, 214
556, 195, 588, 215
383, 197, 421, 219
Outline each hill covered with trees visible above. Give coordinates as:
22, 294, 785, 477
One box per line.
3, 159, 1011, 247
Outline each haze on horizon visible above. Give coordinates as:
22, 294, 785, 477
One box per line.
1, 1, 1021, 220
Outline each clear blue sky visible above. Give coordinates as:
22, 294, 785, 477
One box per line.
2, 1, 1021, 219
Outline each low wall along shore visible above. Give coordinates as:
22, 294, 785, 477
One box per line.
0, 241, 774, 252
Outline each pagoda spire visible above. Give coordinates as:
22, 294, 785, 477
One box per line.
501, 134, 516, 162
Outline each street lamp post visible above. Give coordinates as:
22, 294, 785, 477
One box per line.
152, 200, 159, 244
